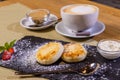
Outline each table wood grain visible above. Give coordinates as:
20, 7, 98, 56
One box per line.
0, 0, 120, 41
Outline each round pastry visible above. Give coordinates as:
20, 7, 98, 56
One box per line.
36, 42, 64, 65
62, 43, 87, 62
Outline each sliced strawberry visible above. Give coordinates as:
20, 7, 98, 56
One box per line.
3, 50, 11, 55
8, 48, 14, 54
0, 40, 16, 61
2, 51, 12, 60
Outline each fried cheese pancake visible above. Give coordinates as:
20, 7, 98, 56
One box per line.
36, 42, 64, 65
62, 43, 87, 62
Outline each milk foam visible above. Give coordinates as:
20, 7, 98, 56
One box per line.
71, 5, 96, 14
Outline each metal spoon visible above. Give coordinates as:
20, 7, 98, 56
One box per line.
29, 18, 62, 27
78, 63, 100, 75
15, 63, 100, 76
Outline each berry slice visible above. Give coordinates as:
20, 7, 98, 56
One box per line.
8, 48, 14, 54
0, 40, 16, 60
2, 51, 12, 60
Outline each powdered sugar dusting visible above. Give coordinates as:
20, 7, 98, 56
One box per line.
0, 36, 120, 80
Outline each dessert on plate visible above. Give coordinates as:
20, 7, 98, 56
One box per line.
62, 43, 87, 62
36, 42, 64, 65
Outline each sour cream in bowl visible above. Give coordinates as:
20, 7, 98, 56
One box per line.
97, 39, 120, 59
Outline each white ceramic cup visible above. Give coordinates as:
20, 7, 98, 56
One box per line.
61, 4, 99, 32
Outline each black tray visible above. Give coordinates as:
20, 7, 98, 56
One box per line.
0, 36, 120, 80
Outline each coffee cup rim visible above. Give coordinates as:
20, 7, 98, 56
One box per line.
26, 9, 50, 24
26, 9, 50, 18
61, 4, 99, 15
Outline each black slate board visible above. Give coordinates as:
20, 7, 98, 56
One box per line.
91, 0, 120, 9
0, 36, 120, 80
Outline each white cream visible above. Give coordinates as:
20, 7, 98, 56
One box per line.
97, 40, 120, 59
98, 40, 120, 52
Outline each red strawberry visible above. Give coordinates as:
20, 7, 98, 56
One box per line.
0, 40, 16, 61
3, 50, 11, 55
8, 48, 14, 54
2, 51, 12, 60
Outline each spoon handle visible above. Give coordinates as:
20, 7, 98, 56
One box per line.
15, 63, 100, 76
15, 68, 74, 75
29, 18, 62, 27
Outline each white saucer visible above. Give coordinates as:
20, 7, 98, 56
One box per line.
55, 21, 105, 38
20, 14, 58, 30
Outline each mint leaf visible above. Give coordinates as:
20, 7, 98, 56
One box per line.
0, 46, 5, 52
0, 40, 16, 51
9, 40, 16, 48
4, 42, 9, 50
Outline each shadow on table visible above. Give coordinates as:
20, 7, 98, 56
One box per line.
6, 22, 54, 33
7, 22, 94, 42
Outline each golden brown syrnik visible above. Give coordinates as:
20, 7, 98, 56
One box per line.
36, 42, 87, 65
62, 43, 87, 62
36, 42, 64, 65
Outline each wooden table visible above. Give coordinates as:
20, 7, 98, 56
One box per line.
0, 0, 120, 80
0, 0, 120, 41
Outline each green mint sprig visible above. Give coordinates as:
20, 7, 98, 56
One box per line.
0, 40, 16, 53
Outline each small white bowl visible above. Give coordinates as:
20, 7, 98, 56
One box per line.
97, 39, 120, 59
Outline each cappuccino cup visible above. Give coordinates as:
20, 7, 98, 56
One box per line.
61, 4, 99, 32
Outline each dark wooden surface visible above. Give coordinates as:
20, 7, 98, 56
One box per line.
92, 0, 120, 9
0, 0, 120, 41
0, 0, 5, 1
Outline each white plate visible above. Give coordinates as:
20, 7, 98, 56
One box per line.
55, 21, 105, 38
20, 14, 58, 30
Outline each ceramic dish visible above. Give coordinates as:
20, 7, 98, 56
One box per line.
55, 21, 105, 38
20, 14, 58, 30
